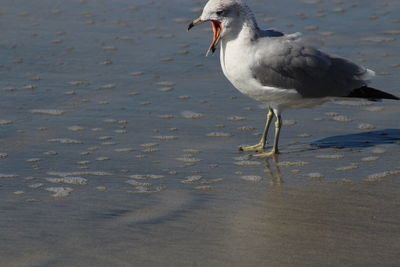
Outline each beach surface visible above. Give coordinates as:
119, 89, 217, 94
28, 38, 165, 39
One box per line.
0, 0, 399, 266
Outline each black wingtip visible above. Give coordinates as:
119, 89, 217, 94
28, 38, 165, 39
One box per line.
348, 86, 400, 101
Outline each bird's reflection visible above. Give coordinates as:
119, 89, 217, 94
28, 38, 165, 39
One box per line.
263, 155, 284, 185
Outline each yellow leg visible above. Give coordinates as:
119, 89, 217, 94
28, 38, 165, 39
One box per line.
239, 108, 274, 152
253, 114, 282, 157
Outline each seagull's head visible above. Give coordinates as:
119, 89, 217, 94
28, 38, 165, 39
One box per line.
188, 0, 253, 56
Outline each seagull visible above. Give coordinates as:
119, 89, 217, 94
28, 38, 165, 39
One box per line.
188, 0, 399, 157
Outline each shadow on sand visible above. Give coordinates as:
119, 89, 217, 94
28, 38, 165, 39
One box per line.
310, 129, 400, 149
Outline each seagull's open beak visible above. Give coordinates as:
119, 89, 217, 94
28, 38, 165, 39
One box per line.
188, 18, 223, 56
207, 20, 222, 56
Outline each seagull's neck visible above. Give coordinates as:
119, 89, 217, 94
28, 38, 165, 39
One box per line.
223, 15, 260, 44
240, 18, 260, 42
219, 14, 260, 86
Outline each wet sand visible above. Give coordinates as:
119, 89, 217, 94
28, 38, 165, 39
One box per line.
0, 0, 399, 266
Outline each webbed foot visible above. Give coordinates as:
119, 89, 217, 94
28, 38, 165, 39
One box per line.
252, 149, 279, 158
239, 142, 265, 152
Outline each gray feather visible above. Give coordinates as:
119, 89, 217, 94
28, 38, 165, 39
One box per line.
251, 36, 370, 98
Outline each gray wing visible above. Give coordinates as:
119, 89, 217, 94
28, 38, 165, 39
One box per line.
251, 37, 372, 98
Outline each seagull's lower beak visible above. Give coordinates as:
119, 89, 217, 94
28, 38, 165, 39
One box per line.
207, 20, 222, 56
188, 17, 204, 31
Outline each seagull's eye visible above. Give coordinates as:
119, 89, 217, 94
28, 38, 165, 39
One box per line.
216, 10, 224, 16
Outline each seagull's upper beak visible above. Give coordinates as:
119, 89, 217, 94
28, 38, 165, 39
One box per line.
187, 17, 204, 31
188, 17, 222, 56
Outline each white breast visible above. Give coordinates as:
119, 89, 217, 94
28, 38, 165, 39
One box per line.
220, 39, 259, 97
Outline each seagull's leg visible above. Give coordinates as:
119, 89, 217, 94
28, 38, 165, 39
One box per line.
239, 108, 274, 152
262, 108, 275, 143
253, 112, 282, 157
272, 114, 282, 153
